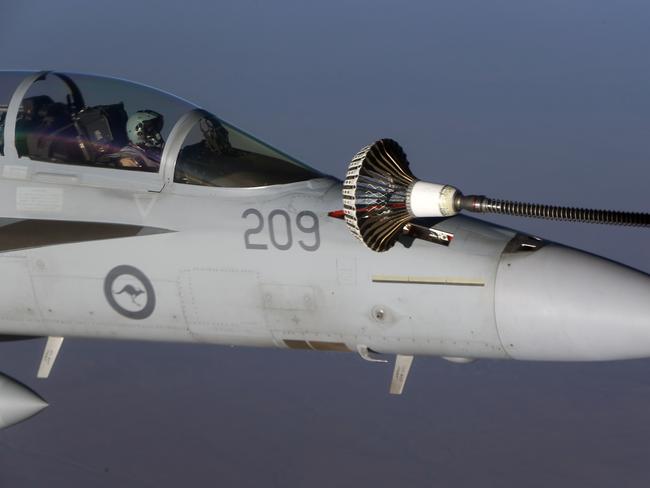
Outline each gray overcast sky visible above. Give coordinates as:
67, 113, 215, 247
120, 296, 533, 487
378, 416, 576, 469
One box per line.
2, 1, 650, 486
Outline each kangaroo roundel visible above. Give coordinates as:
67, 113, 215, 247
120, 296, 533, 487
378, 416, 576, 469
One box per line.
104, 265, 156, 319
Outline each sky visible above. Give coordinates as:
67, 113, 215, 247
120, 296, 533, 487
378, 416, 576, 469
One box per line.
1, 0, 650, 486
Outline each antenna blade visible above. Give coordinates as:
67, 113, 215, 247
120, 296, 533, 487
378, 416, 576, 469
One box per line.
37, 336, 64, 379
389, 354, 414, 395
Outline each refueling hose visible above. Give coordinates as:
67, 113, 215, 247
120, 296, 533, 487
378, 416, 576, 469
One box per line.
456, 195, 650, 227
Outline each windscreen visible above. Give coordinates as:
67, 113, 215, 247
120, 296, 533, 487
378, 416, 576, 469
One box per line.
174, 112, 321, 187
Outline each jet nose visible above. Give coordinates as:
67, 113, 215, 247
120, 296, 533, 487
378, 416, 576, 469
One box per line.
0, 373, 48, 429
495, 242, 650, 361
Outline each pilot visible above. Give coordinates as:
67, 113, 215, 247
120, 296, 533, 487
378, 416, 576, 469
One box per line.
117, 110, 164, 171
200, 116, 232, 155
175, 115, 236, 185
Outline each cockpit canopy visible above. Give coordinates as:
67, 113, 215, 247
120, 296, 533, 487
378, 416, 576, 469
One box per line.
0, 71, 320, 187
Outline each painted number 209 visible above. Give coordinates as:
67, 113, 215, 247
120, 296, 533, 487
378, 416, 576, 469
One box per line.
243, 209, 320, 251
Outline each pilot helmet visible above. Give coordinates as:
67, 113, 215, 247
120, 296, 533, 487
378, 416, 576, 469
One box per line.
201, 116, 232, 155
127, 110, 164, 149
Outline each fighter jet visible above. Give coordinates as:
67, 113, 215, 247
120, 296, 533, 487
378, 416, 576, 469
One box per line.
0, 71, 648, 429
